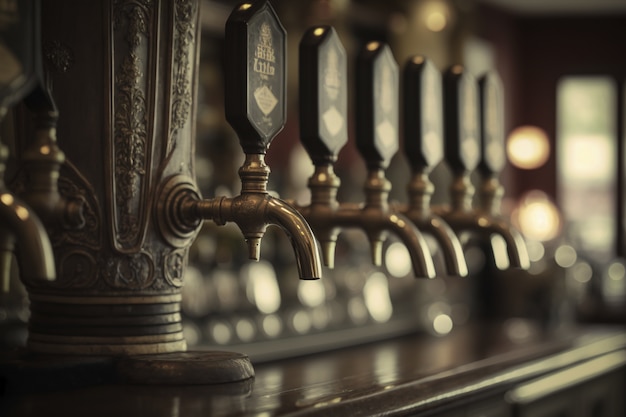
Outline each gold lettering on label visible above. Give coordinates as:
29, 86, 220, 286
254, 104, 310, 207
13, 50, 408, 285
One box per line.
254, 22, 276, 77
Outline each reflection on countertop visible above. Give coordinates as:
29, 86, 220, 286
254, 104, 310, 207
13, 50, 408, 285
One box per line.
2, 323, 625, 417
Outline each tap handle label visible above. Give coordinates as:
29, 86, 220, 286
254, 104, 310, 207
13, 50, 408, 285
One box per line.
0, 0, 41, 109
478, 72, 506, 175
403, 56, 443, 172
356, 42, 399, 170
299, 26, 348, 166
443, 65, 480, 173
225, 1, 286, 154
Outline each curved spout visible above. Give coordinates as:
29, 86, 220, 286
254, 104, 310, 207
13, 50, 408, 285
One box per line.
422, 216, 468, 277
383, 213, 436, 278
266, 197, 323, 280
0, 191, 55, 282
486, 217, 530, 269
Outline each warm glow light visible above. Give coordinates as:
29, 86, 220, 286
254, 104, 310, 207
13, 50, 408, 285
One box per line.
514, 191, 561, 242
0, 193, 14, 205
211, 321, 232, 344
433, 314, 453, 335
572, 262, 593, 283
363, 272, 393, 323
243, 262, 281, 314
366, 41, 380, 51
298, 279, 326, 308
555, 245, 577, 268
426, 12, 446, 32
412, 55, 425, 65
235, 318, 256, 342
421, 0, 450, 32
15, 206, 30, 221
262, 314, 282, 338
507, 126, 550, 169
292, 310, 312, 334
239, 3, 252, 11
451, 64, 463, 75
385, 242, 411, 278
313, 27, 325, 37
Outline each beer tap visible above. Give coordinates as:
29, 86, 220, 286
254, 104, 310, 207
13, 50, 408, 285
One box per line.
295, 27, 435, 278
399, 56, 468, 277
477, 71, 529, 267
158, 1, 322, 280
0, 0, 55, 292
0, 128, 55, 292
435, 65, 529, 269
19, 84, 85, 230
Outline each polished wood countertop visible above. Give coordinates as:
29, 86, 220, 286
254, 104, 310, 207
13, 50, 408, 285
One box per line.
2, 323, 625, 417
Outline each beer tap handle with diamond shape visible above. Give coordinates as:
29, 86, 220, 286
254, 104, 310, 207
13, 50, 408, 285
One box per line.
478, 72, 506, 179
443, 65, 480, 177
403, 56, 444, 173
355, 42, 399, 170
225, 0, 286, 154
299, 26, 348, 166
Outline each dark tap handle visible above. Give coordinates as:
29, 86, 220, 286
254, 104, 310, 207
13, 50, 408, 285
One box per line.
443, 65, 480, 174
403, 56, 443, 172
478, 72, 506, 176
299, 26, 348, 166
356, 42, 399, 170
225, 0, 286, 154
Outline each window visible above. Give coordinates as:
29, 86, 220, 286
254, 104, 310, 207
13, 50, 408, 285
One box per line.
557, 77, 617, 261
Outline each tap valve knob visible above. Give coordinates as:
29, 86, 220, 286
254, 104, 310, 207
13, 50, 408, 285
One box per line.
356, 42, 399, 170
478, 72, 506, 177
225, 0, 286, 155
443, 66, 480, 175
403, 56, 444, 173
299, 26, 348, 166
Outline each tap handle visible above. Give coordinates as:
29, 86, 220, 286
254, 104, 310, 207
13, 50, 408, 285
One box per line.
443, 65, 480, 175
225, 0, 286, 155
356, 42, 399, 170
403, 56, 444, 172
299, 26, 348, 166
478, 72, 506, 176
0, 0, 42, 109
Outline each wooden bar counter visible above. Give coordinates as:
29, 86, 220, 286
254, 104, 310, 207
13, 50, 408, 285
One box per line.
2, 323, 625, 416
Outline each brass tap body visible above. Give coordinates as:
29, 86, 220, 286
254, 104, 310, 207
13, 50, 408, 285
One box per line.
163, 154, 323, 280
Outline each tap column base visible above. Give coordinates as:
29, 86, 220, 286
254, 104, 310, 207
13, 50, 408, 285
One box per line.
26, 293, 187, 356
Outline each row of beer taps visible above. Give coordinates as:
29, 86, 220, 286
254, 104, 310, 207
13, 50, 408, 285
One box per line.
169, 2, 528, 286
0, 0, 529, 315
290, 26, 530, 281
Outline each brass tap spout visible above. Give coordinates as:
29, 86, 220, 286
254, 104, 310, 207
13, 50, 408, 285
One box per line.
357, 168, 435, 278
439, 211, 530, 270
297, 165, 436, 278
0, 142, 55, 292
197, 154, 322, 279
0, 191, 55, 284
174, 154, 323, 280
403, 172, 468, 277
437, 173, 530, 269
